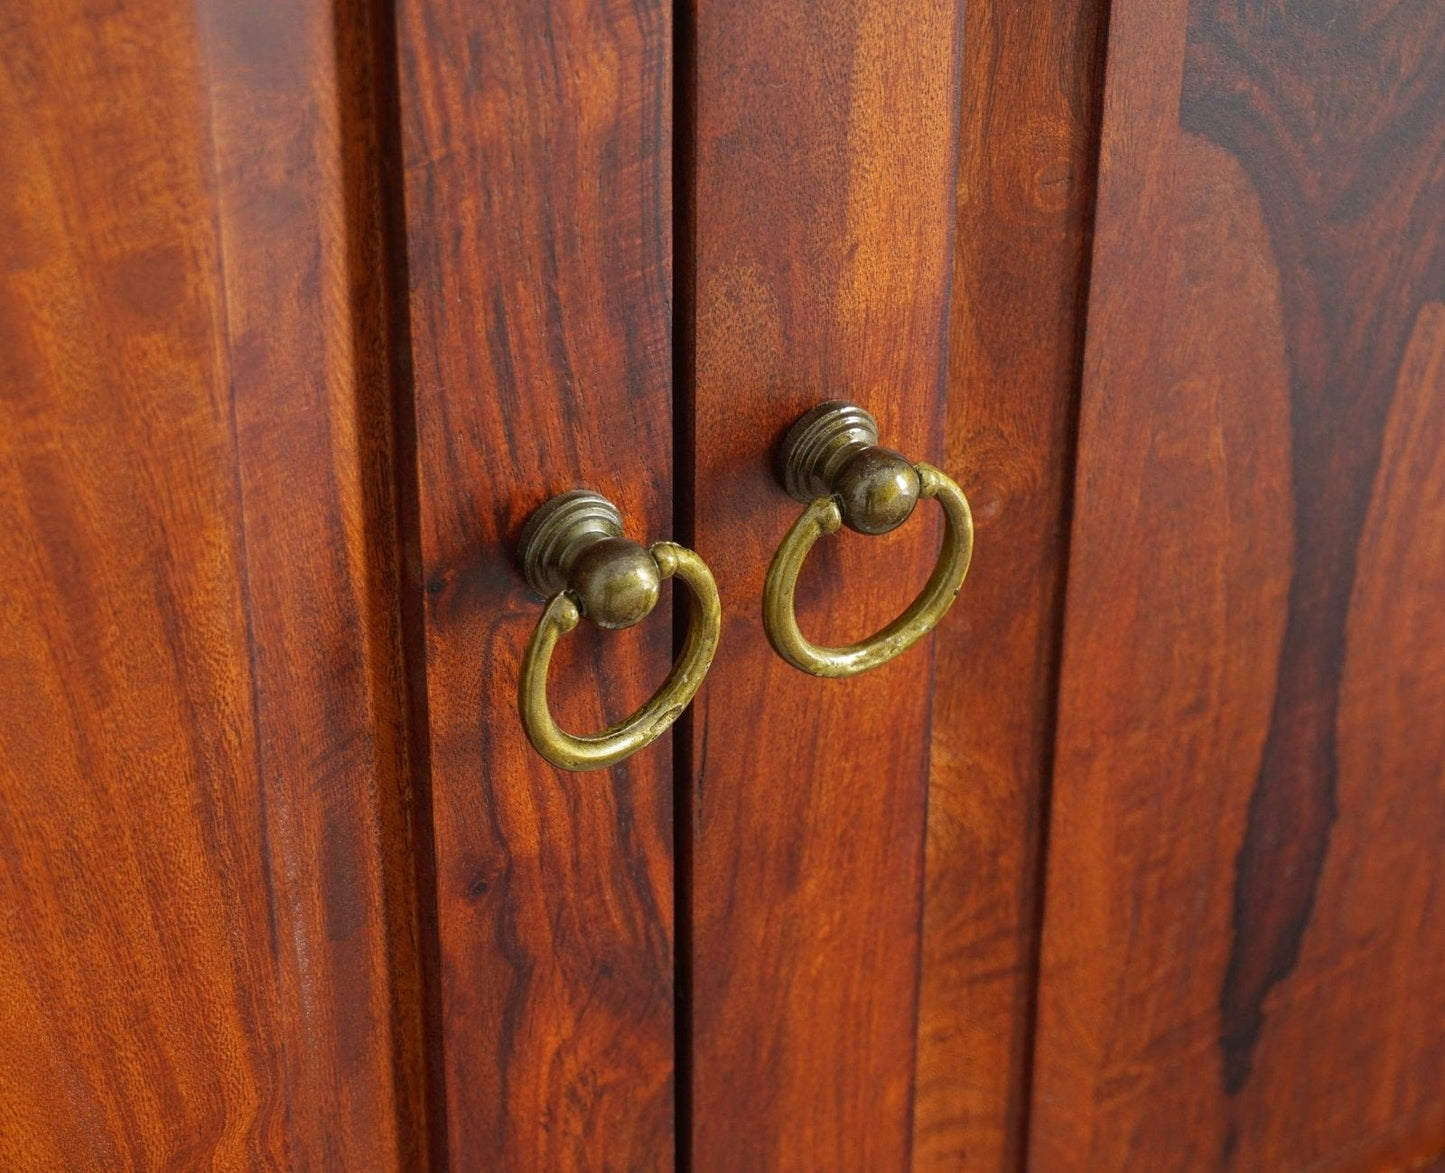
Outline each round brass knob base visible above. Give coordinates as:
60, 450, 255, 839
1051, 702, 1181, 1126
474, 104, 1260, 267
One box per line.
779, 399, 879, 503
518, 488, 626, 599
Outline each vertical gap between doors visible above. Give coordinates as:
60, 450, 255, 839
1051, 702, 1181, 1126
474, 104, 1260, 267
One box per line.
366, 0, 451, 1165
671, 0, 698, 1167
1013, 0, 1116, 1167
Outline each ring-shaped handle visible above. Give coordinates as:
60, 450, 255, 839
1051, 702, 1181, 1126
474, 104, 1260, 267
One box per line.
519, 542, 721, 771
763, 463, 974, 677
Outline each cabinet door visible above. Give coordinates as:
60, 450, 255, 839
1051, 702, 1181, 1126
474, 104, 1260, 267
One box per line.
1031, 1, 1445, 1168
0, 0, 430, 1168
682, 2, 967, 1167
393, 0, 678, 1167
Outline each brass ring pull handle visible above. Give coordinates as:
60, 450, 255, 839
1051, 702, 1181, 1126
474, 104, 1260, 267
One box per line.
517, 490, 721, 771
763, 401, 974, 677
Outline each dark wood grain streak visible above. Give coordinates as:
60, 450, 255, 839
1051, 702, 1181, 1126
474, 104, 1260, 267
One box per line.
394, 0, 676, 1166
1177, 5, 1445, 1100
913, 0, 1108, 1167
1030, 0, 1445, 1166
683, 1, 965, 1167
0, 0, 431, 1167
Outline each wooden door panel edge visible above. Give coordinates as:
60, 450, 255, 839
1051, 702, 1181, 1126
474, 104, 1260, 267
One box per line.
914, 0, 1111, 1168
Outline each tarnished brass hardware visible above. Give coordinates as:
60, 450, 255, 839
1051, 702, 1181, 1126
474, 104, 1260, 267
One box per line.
517, 490, 721, 771
763, 401, 974, 677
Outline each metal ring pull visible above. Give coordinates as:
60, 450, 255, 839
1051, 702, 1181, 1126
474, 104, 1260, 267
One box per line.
763, 401, 974, 677
517, 490, 721, 771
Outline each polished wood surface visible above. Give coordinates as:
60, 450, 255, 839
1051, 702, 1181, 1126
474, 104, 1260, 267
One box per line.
10, 2, 1444, 1167
682, 1, 965, 1166
914, 0, 1108, 1167
0, 0, 430, 1168
395, 0, 676, 1166
1031, 0, 1445, 1167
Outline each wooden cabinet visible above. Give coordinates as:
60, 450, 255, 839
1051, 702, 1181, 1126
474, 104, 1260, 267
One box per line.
2, 0, 1441, 1169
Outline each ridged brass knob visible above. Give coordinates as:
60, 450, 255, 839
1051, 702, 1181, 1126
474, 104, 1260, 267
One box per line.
763, 401, 974, 677
516, 490, 721, 771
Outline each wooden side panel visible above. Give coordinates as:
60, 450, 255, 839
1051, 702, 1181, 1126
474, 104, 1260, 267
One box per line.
1031, 1, 1445, 1168
683, 2, 965, 1167
914, 0, 1108, 1167
394, 0, 675, 1167
197, 0, 436, 1165
0, 1, 428, 1170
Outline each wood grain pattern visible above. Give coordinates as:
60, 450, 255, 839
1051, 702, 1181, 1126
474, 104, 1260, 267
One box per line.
913, 0, 1108, 1167
0, 0, 430, 1168
1030, 0, 1445, 1167
394, 0, 676, 1166
681, 1, 965, 1167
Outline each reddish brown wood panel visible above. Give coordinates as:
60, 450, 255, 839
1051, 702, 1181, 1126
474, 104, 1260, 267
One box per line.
395, 0, 676, 1167
682, 1, 965, 1167
913, 0, 1108, 1168
0, 1, 429, 1169
1031, 1, 1445, 1168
